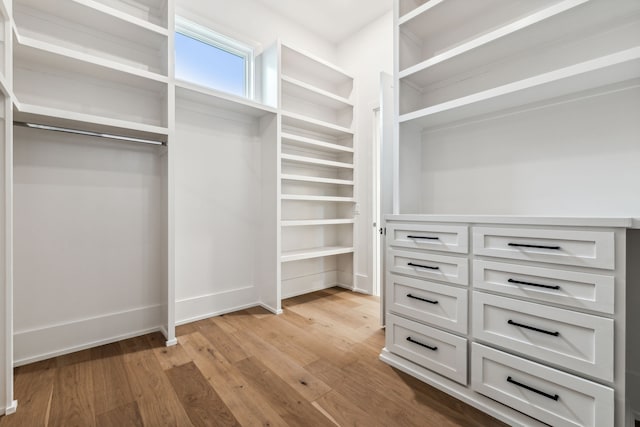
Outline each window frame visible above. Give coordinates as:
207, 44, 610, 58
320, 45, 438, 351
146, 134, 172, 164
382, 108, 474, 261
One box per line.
175, 16, 255, 99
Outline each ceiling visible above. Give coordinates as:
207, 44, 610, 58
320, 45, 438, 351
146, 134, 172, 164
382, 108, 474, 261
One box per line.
254, 0, 393, 44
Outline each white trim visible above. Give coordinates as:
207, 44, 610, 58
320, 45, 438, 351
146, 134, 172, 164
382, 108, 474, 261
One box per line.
14, 305, 165, 366
175, 286, 258, 325
175, 16, 255, 99
3, 400, 17, 415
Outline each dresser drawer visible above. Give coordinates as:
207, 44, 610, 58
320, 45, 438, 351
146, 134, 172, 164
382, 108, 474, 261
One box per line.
472, 343, 614, 427
387, 223, 468, 254
388, 249, 468, 286
472, 292, 613, 381
386, 313, 467, 385
473, 260, 615, 314
472, 227, 615, 269
387, 274, 468, 334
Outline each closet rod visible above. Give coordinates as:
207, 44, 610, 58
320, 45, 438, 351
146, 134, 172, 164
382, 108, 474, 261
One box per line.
14, 122, 167, 146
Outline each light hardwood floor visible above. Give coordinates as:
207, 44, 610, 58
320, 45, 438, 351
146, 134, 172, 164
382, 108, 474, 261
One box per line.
0, 288, 510, 426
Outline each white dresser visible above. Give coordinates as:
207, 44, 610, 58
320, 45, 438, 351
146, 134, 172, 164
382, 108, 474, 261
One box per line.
380, 215, 640, 427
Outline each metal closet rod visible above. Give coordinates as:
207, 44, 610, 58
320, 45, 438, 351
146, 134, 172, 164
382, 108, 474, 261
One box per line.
14, 121, 167, 146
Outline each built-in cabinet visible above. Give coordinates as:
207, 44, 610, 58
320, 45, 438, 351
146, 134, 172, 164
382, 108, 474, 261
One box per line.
383, 0, 640, 425
278, 42, 357, 300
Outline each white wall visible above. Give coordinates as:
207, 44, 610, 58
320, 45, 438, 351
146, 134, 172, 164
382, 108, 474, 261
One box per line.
13, 127, 166, 365
336, 11, 393, 294
176, 0, 336, 63
418, 86, 640, 216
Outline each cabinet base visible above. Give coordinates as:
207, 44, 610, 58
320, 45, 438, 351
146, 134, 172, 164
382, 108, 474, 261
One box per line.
379, 348, 547, 427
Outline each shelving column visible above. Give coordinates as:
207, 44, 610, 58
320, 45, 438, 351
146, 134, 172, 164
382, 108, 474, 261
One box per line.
277, 42, 357, 300
11, 0, 175, 363
0, 0, 15, 415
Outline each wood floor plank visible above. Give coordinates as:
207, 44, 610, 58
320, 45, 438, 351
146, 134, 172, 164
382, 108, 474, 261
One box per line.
90, 342, 135, 416
165, 361, 240, 427
121, 338, 193, 427
233, 327, 332, 402
0, 360, 56, 427
313, 389, 381, 427
180, 332, 290, 427
96, 401, 143, 427
198, 320, 249, 364
48, 361, 96, 427
234, 356, 336, 427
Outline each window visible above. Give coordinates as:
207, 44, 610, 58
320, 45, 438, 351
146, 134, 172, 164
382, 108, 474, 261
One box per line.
175, 17, 254, 98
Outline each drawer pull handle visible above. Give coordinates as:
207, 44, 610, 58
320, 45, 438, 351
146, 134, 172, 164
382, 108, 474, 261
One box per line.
508, 320, 560, 337
407, 235, 440, 240
406, 336, 437, 351
507, 376, 559, 401
408, 262, 440, 270
508, 243, 561, 250
406, 294, 438, 304
508, 278, 561, 290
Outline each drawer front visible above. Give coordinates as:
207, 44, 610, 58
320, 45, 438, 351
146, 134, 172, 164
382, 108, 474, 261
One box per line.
472, 292, 613, 381
472, 227, 615, 269
473, 260, 615, 314
387, 274, 468, 334
472, 343, 614, 427
387, 223, 468, 254
388, 249, 468, 286
386, 313, 467, 385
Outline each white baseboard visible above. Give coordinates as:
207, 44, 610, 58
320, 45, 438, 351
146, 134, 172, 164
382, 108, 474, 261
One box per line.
259, 303, 282, 315
175, 286, 258, 325
3, 400, 18, 415
14, 304, 164, 366
281, 271, 339, 299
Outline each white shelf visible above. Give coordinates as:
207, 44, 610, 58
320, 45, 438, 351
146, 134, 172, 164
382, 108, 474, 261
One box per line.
281, 153, 353, 169
281, 42, 353, 98
400, 0, 601, 88
281, 74, 353, 110
281, 246, 354, 263
400, 0, 556, 42
14, 101, 169, 142
14, 32, 168, 84
54, 0, 168, 31
16, 0, 168, 37
281, 174, 354, 186
400, 47, 640, 129
281, 111, 353, 137
176, 81, 277, 118
281, 195, 355, 203
281, 132, 353, 154
282, 219, 355, 227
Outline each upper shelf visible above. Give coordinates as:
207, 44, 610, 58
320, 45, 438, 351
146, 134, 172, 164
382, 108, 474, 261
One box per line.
15, 0, 168, 35
281, 132, 353, 154
400, 0, 640, 88
281, 74, 353, 110
14, 0, 168, 75
176, 81, 277, 118
398, 0, 561, 70
14, 101, 169, 142
282, 112, 354, 138
281, 42, 354, 100
14, 32, 168, 84
400, 47, 640, 130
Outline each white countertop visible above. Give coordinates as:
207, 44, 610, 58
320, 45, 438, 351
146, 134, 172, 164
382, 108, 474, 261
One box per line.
384, 214, 640, 229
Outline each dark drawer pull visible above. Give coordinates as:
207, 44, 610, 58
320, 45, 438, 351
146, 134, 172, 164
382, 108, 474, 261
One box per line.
408, 262, 440, 270
407, 235, 439, 240
508, 278, 561, 290
508, 243, 561, 250
407, 294, 438, 304
406, 336, 437, 351
507, 376, 559, 401
508, 319, 560, 337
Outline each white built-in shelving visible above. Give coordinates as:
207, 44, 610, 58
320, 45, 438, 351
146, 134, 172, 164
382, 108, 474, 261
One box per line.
278, 42, 356, 299
389, 0, 640, 423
